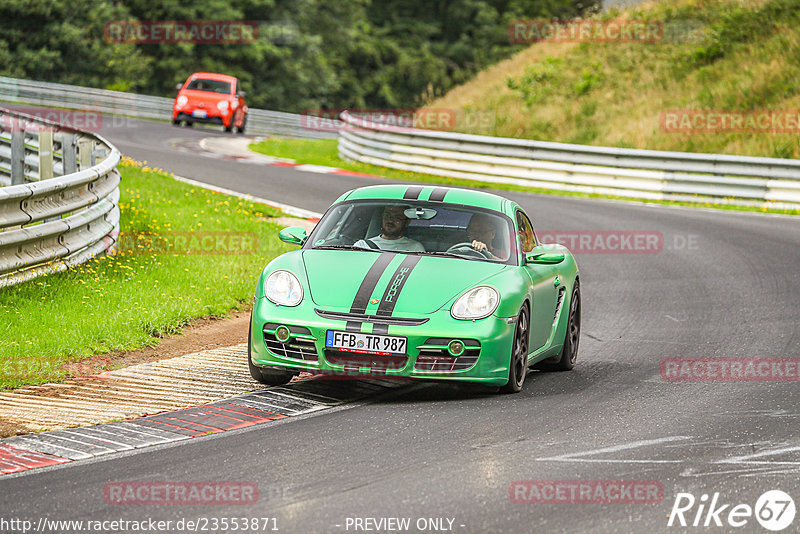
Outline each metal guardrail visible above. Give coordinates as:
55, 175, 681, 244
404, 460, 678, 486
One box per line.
0, 107, 120, 287
0, 76, 338, 140
338, 111, 800, 209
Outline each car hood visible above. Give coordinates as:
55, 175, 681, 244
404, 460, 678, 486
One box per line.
302, 250, 508, 315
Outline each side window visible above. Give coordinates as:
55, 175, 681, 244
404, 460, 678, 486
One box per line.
516, 211, 536, 254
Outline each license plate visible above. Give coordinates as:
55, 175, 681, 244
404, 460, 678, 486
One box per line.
326, 330, 407, 356
192, 109, 207, 118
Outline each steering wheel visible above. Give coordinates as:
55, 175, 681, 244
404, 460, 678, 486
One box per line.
446, 242, 493, 259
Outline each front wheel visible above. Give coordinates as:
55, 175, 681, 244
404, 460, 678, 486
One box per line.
500, 305, 530, 393
536, 283, 580, 372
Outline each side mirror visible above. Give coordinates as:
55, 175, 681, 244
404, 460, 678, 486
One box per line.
175, 83, 183, 91
525, 252, 565, 265
279, 226, 307, 246
237, 91, 246, 98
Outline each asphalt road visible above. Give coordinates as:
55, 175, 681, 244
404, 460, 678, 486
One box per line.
2, 117, 799, 534
95, 115, 395, 214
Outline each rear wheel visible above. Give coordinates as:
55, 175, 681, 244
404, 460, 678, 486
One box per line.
237, 115, 247, 134
536, 283, 580, 371
500, 305, 530, 393
247, 323, 294, 386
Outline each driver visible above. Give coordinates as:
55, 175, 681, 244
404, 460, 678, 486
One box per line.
354, 205, 425, 252
467, 213, 507, 260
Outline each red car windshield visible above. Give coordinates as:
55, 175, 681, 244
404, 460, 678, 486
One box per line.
185, 79, 231, 94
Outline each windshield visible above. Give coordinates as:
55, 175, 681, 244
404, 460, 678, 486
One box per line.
308, 200, 517, 264
185, 78, 232, 94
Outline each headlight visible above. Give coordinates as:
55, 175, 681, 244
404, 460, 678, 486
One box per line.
176, 95, 188, 107
451, 286, 499, 320
217, 100, 229, 111
265, 270, 303, 306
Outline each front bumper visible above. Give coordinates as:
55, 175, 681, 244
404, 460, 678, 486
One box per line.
173, 110, 227, 126
249, 297, 515, 386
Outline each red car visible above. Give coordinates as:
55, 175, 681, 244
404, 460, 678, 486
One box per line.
172, 72, 248, 133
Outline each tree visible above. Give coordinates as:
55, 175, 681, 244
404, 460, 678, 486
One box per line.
1, 0, 600, 111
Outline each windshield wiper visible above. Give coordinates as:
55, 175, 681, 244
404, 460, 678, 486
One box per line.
408, 251, 483, 261
313, 245, 377, 251
313, 247, 483, 260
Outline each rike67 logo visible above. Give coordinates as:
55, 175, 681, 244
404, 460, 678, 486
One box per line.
668, 490, 796, 531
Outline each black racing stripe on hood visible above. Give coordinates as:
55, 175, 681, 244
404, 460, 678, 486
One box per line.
350, 252, 395, 314
428, 187, 448, 201
403, 186, 424, 200
372, 323, 389, 334
375, 255, 422, 318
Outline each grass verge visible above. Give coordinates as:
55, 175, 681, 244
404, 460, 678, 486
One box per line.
0, 158, 295, 389
430, 0, 800, 159
250, 138, 800, 216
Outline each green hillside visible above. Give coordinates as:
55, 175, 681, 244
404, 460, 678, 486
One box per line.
427, 0, 800, 159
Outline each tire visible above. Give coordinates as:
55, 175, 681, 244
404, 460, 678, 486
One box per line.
237, 118, 246, 134
184, 121, 193, 127
500, 305, 530, 393
536, 283, 581, 372
225, 115, 236, 133
172, 119, 180, 126
247, 323, 294, 386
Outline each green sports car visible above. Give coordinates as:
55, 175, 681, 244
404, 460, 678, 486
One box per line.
248, 184, 580, 393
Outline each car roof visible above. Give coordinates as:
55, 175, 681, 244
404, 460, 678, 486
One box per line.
338, 185, 512, 214
187, 72, 237, 82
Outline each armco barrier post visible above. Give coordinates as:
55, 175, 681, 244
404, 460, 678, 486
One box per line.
62, 134, 77, 174
10, 129, 24, 185
38, 130, 53, 181
79, 140, 92, 171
